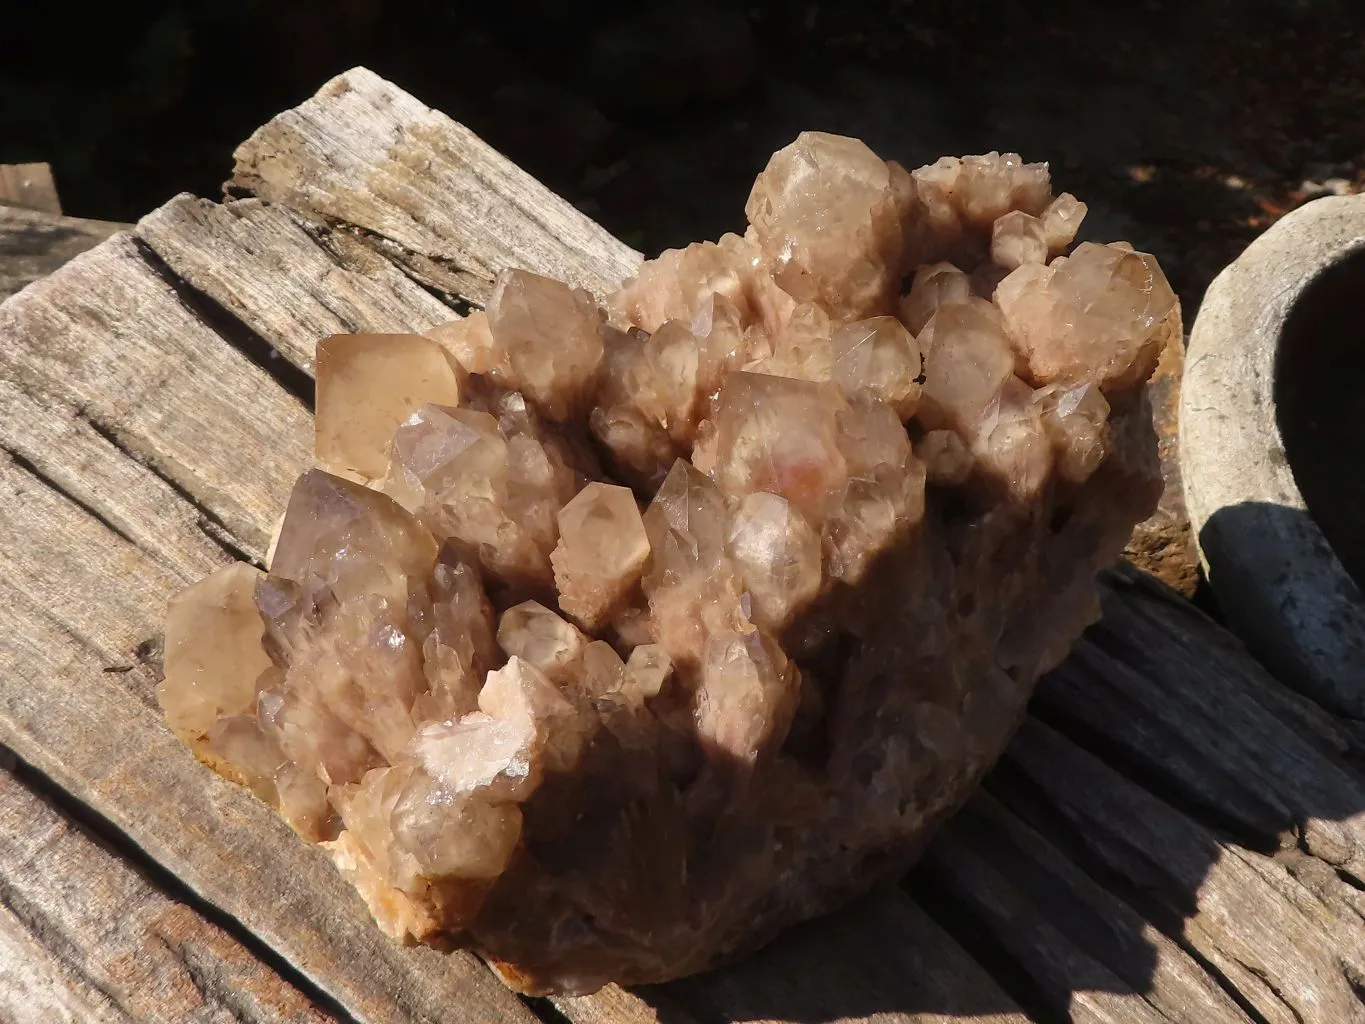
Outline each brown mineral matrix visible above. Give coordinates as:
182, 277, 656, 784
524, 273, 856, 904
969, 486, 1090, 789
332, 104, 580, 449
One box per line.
159, 131, 1174, 995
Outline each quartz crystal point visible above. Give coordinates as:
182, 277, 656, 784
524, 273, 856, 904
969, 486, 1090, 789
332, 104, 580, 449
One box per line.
550, 483, 651, 630
161, 562, 274, 754
314, 333, 463, 483
485, 269, 604, 421
745, 131, 917, 318
161, 130, 1174, 995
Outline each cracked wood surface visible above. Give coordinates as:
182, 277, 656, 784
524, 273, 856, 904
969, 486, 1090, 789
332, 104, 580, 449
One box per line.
137, 195, 455, 376
2, 65, 1365, 1024
228, 66, 640, 307
0, 750, 338, 1024
0, 203, 126, 302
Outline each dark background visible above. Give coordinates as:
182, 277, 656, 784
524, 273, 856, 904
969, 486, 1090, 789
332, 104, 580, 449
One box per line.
2, 0, 1362, 308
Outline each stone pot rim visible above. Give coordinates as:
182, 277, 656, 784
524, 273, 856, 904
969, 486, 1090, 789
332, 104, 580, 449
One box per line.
1182, 194, 1365, 714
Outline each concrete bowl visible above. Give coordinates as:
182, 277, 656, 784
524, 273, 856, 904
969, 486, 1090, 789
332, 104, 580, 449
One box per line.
1183, 195, 1365, 714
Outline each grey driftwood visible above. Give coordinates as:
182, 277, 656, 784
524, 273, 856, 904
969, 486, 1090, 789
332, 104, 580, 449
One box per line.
1, 67, 1363, 1024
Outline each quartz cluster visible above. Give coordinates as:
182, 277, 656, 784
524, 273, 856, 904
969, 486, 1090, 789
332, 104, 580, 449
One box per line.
160, 132, 1175, 994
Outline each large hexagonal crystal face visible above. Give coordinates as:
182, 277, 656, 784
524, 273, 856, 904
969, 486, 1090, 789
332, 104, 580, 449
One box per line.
314, 333, 464, 484
161, 131, 1172, 996
550, 483, 651, 631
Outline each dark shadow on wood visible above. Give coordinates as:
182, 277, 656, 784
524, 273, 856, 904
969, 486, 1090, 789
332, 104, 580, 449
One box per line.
620, 557, 1365, 1023
0, 205, 124, 301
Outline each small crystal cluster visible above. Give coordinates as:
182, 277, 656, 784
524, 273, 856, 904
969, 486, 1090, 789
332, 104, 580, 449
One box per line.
160, 133, 1174, 994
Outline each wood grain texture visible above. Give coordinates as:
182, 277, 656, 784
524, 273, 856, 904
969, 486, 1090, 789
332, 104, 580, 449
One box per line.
0, 204, 125, 301
0, 902, 126, 1024
229, 67, 642, 305
0, 754, 338, 1024
917, 793, 1251, 1024
138, 195, 456, 374
0, 375, 230, 586
554, 985, 705, 1024
552, 895, 1035, 1024
997, 717, 1365, 1024
0, 232, 311, 559
651, 894, 1030, 1024
0, 242, 536, 1024
1040, 574, 1365, 879
3, 65, 1365, 1024
1096, 564, 1365, 765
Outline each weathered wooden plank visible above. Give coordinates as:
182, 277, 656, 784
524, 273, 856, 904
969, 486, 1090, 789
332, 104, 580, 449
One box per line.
917, 793, 1251, 1024
0, 902, 126, 1024
0, 447, 186, 666
913, 565, 1365, 1023
553, 894, 1038, 1024
1098, 564, 1365, 765
995, 718, 1365, 1024
229, 67, 642, 305
0, 204, 126, 301
0, 547, 536, 1024
4, 65, 1363, 1024
0, 233, 311, 559
0, 162, 62, 214
0, 752, 338, 1024
916, 844, 1167, 1024
1229, 840, 1365, 989
0, 247, 537, 1022
553, 986, 703, 1024
138, 196, 455, 374
1044, 642, 1365, 873
0, 378, 229, 586
1036, 567, 1365, 879
1280, 849, 1365, 928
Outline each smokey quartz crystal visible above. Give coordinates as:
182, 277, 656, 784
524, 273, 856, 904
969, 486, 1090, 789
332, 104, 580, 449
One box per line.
160, 132, 1173, 994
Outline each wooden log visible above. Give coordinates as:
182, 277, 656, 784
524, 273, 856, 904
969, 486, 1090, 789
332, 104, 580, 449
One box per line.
0, 232, 310, 560
553, 985, 705, 1024
0, 751, 339, 1024
228, 67, 641, 306
0, 162, 62, 214
138, 195, 455, 375
1093, 565, 1365, 766
0, 375, 230, 584
902, 567, 1365, 1024
2, 66, 1365, 1024
1039, 567, 1365, 879
916, 793, 1251, 1024
0, 204, 126, 301
552, 894, 1041, 1024
0, 240, 536, 1024
647, 894, 1030, 1024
